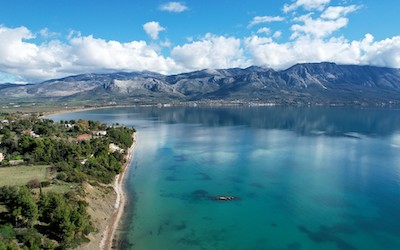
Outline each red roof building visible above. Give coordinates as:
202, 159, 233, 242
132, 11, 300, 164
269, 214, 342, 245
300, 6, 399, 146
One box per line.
77, 134, 92, 142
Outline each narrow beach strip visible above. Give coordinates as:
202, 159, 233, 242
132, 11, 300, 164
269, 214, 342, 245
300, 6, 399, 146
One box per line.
100, 132, 137, 250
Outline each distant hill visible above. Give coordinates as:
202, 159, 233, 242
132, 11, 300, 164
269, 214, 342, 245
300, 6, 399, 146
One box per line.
1, 62, 400, 106
0, 83, 30, 91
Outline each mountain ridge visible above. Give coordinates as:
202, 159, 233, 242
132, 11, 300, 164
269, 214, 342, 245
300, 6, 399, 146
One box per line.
1, 62, 400, 106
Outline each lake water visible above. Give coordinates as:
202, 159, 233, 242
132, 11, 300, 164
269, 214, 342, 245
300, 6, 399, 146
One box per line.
48, 107, 400, 250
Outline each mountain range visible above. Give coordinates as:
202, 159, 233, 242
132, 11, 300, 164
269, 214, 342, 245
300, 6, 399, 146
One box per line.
1, 62, 400, 106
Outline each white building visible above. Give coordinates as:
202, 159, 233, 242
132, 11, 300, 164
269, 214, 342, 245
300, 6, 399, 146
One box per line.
0, 153, 4, 162
109, 143, 124, 153
92, 130, 107, 136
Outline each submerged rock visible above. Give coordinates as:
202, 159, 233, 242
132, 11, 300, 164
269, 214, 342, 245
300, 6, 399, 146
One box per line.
213, 196, 239, 201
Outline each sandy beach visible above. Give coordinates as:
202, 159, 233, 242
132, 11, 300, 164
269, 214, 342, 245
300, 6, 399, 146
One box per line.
77, 132, 137, 250
100, 132, 137, 250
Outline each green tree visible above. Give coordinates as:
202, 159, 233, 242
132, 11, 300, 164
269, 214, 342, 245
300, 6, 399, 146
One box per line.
0, 186, 38, 228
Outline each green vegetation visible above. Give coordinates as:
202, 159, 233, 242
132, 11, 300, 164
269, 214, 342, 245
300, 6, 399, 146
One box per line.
0, 113, 135, 249
0, 165, 49, 187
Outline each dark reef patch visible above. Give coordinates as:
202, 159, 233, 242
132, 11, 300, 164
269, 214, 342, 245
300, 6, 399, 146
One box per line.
298, 225, 357, 250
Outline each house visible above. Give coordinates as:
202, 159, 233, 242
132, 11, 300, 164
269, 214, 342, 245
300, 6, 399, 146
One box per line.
22, 129, 34, 135
109, 143, 124, 153
0, 153, 4, 162
22, 130, 40, 138
0, 119, 9, 124
92, 130, 107, 136
77, 134, 92, 142
64, 123, 75, 129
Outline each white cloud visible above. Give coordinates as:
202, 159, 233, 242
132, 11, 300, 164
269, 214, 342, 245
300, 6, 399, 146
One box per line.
143, 21, 166, 40
248, 16, 284, 28
245, 36, 292, 69
244, 33, 400, 70
0, 26, 56, 81
160, 2, 188, 13
67, 35, 177, 72
291, 14, 349, 39
38, 28, 60, 39
289, 4, 359, 39
284, 0, 331, 13
0, 24, 400, 83
273, 31, 283, 39
256, 27, 271, 35
171, 33, 249, 70
321, 5, 359, 20
359, 34, 400, 68
0, 25, 179, 82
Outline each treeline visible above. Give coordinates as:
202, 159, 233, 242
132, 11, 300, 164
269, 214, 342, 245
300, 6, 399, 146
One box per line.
0, 114, 136, 249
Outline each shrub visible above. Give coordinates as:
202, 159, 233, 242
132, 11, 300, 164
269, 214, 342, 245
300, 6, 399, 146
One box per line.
56, 172, 67, 181
27, 179, 41, 189
40, 181, 51, 187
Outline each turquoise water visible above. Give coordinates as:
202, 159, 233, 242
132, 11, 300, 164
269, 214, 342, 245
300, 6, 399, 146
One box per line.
48, 107, 400, 250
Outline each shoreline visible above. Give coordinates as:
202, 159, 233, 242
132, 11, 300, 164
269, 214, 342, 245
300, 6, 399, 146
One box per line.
40, 106, 138, 250
100, 132, 137, 250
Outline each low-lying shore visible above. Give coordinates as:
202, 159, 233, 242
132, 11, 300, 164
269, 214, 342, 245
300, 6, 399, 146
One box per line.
101, 132, 137, 250
76, 132, 137, 250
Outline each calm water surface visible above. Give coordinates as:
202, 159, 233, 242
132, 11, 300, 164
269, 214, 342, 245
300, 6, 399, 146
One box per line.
48, 107, 400, 250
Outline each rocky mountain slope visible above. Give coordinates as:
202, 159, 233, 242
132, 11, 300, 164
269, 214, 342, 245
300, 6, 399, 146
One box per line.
1, 62, 400, 106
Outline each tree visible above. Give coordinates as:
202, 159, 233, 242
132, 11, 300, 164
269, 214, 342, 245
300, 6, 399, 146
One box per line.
107, 127, 134, 149
75, 120, 89, 132
38, 193, 93, 245
0, 186, 38, 228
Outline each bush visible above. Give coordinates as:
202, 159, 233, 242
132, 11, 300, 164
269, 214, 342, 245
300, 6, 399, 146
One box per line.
40, 181, 51, 187
56, 172, 68, 181
27, 179, 41, 189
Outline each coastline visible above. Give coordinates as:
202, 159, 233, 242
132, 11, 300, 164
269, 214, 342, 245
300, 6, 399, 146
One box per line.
39, 106, 138, 250
100, 132, 137, 250
75, 132, 136, 250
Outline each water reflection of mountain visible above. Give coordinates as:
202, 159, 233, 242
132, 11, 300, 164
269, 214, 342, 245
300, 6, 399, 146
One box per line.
130, 107, 400, 137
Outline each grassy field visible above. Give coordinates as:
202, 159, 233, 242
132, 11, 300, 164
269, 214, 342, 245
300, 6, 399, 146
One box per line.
40, 182, 77, 194
0, 165, 50, 186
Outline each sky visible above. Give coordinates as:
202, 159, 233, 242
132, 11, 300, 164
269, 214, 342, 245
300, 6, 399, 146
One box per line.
0, 0, 399, 83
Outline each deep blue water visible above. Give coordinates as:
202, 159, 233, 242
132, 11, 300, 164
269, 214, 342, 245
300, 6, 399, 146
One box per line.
48, 107, 400, 250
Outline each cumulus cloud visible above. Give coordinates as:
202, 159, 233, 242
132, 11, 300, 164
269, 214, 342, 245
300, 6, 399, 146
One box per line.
0, 22, 400, 83
171, 33, 249, 70
273, 31, 283, 39
291, 14, 349, 39
256, 27, 271, 35
143, 21, 165, 40
359, 34, 400, 67
289, 4, 359, 39
0, 25, 61, 81
160, 2, 188, 13
0, 25, 179, 82
248, 16, 284, 28
67, 35, 177, 72
244, 33, 400, 70
321, 5, 360, 20
38, 28, 60, 39
284, 0, 331, 13
245, 35, 356, 69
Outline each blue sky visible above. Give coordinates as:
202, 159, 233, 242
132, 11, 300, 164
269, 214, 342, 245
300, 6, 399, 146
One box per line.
0, 0, 399, 83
